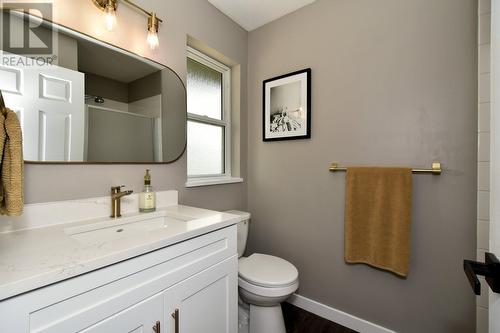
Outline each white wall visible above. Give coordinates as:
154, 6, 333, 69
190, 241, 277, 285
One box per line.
478, 1, 491, 332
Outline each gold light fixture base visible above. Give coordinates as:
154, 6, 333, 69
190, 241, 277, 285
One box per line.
91, 0, 163, 49
148, 12, 159, 32
92, 0, 117, 11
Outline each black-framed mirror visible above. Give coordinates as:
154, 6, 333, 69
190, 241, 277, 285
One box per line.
0, 11, 186, 164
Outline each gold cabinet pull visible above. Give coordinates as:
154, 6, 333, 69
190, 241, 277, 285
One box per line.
171, 308, 179, 333
152, 320, 161, 333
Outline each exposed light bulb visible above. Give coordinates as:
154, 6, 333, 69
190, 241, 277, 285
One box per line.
147, 30, 159, 50
104, 3, 116, 31
147, 12, 159, 50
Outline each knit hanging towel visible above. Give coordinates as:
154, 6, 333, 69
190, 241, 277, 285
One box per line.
0, 106, 24, 216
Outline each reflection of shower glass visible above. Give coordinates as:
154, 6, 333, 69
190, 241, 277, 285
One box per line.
85, 95, 105, 104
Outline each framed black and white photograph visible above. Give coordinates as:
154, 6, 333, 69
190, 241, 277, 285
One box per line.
263, 68, 311, 141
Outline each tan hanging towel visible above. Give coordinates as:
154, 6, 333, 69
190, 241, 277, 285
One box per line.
344, 167, 412, 277
0, 101, 24, 216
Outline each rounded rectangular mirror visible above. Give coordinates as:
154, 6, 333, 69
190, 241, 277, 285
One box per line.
0, 11, 186, 163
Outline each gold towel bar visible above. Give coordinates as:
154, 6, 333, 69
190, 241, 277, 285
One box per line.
329, 162, 442, 175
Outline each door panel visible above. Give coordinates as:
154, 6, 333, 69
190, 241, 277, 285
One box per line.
34, 68, 84, 161
180, 277, 229, 332
39, 74, 72, 102
0, 65, 22, 94
38, 110, 72, 161
164, 257, 238, 333
0, 51, 84, 161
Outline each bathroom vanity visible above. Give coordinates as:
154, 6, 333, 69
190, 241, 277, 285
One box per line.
0, 191, 240, 333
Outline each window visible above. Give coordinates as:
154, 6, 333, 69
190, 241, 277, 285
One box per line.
186, 47, 241, 186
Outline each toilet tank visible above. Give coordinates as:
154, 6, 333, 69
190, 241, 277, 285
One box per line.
225, 210, 251, 258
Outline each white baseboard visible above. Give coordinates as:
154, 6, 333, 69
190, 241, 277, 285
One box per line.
287, 294, 396, 333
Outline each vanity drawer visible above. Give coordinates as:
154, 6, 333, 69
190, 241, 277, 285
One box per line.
80, 292, 164, 333
0, 225, 236, 333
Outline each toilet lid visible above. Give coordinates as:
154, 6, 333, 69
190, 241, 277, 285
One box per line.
238, 254, 298, 287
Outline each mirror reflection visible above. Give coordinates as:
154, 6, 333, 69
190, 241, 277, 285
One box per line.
0, 15, 186, 163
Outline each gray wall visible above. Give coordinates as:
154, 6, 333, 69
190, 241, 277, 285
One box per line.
57, 33, 78, 71
85, 73, 129, 103
129, 71, 162, 102
247, 0, 477, 332
24, 0, 248, 212
86, 71, 161, 103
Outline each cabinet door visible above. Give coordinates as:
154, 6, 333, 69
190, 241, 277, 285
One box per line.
164, 256, 238, 333
80, 292, 164, 333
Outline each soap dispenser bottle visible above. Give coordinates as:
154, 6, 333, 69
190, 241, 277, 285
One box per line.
139, 169, 156, 213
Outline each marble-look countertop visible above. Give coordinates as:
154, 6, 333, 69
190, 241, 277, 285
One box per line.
0, 205, 241, 301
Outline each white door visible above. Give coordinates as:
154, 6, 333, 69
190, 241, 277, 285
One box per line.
0, 51, 85, 161
490, 2, 500, 332
164, 257, 238, 333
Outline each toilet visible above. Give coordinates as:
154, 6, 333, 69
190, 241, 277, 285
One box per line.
226, 211, 299, 333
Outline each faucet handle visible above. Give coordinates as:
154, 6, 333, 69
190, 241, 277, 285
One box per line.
111, 185, 126, 193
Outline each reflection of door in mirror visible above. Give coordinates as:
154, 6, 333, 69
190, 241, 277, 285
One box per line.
0, 13, 186, 164
0, 51, 85, 161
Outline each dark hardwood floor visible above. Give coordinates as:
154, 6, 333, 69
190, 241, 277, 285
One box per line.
282, 303, 358, 333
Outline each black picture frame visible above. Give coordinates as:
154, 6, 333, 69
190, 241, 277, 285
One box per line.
262, 68, 311, 141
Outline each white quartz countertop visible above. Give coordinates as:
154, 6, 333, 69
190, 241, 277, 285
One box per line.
0, 204, 241, 301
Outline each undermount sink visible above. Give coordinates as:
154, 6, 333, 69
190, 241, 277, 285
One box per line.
64, 211, 189, 244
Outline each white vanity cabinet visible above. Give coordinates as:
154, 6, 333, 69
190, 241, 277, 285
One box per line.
0, 225, 238, 333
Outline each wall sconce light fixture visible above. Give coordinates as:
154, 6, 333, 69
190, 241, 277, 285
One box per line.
92, 0, 163, 50
103, 0, 117, 31
147, 12, 159, 50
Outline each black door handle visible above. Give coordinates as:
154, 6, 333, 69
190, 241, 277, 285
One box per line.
463, 252, 500, 295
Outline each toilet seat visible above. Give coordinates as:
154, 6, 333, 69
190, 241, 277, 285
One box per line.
238, 276, 299, 298
239, 254, 299, 287
238, 254, 299, 297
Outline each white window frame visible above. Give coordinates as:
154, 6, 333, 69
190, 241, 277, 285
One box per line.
186, 47, 242, 187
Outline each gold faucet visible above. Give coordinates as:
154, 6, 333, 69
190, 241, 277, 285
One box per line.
110, 186, 133, 218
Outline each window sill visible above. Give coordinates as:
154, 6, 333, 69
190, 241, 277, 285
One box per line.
185, 176, 244, 188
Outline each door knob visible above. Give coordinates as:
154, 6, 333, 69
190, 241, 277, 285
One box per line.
463, 252, 500, 295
